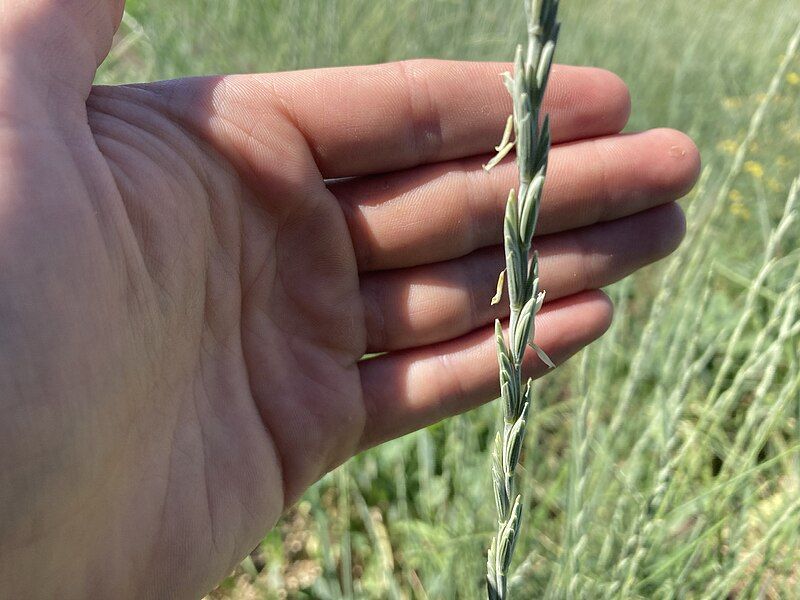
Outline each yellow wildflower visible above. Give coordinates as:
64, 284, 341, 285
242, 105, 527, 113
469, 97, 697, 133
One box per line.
722, 97, 743, 110
717, 139, 738, 155
744, 160, 764, 179
767, 178, 782, 193
777, 155, 791, 167
729, 187, 751, 220
787, 72, 800, 86
730, 202, 751, 220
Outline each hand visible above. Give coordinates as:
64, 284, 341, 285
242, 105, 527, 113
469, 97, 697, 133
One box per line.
0, 1, 699, 598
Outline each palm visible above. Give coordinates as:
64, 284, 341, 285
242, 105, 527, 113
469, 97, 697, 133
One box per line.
0, 4, 699, 596
60, 83, 370, 593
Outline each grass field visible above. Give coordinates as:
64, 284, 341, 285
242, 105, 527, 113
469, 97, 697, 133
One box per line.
100, 1, 800, 597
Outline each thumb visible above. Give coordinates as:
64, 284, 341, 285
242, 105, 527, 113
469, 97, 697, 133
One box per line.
1, 0, 124, 121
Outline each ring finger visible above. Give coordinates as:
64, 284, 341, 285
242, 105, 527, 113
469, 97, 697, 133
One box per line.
360, 202, 684, 352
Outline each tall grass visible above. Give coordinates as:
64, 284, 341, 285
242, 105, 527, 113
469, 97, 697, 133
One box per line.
99, 0, 800, 597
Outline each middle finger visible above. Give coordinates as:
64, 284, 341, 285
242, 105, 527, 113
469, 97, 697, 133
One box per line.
332, 128, 699, 272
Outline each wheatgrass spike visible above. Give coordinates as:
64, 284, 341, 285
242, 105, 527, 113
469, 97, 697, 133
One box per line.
485, 1, 559, 598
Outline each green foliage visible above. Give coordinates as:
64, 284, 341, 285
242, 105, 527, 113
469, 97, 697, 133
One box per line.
103, 0, 800, 597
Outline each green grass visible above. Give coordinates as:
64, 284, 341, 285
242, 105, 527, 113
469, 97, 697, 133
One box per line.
101, 1, 800, 597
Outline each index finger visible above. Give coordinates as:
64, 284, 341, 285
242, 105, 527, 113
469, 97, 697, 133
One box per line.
229, 60, 631, 177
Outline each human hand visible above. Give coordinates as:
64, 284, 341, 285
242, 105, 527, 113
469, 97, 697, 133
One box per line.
0, 1, 699, 597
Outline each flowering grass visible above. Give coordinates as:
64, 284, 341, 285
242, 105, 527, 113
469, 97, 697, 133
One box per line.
103, 0, 800, 597
484, 2, 560, 597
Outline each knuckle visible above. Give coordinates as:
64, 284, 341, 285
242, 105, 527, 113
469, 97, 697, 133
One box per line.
394, 60, 445, 165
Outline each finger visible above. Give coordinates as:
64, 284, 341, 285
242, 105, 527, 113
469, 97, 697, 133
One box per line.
158, 61, 630, 180
333, 128, 700, 271
265, 61, 631, 177
361, 203, 684, 352
358, 290, 613, 449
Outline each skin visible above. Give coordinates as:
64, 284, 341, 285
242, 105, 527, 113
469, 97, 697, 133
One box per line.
0, 1, 700, 598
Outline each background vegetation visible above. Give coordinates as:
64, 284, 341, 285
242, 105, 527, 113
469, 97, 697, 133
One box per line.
100, 0, 800, 597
